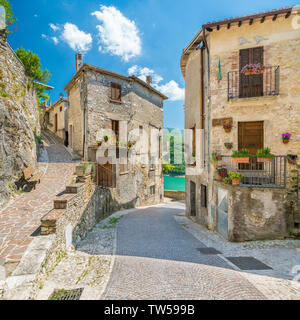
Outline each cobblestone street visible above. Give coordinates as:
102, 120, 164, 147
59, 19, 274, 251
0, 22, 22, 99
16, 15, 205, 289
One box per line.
0, 132, 77, 276
36, 201, 300, 300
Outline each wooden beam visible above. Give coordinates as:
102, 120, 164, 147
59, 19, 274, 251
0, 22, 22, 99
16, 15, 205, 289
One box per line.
272, 14, 278, 21
238, 21, 242, 27
261, 16, 265, 23
217, 25, 220, 30
227, 23, 231, 29
249, 18, 254, 25
206, 27, 213, 32
285, 11, 291, 19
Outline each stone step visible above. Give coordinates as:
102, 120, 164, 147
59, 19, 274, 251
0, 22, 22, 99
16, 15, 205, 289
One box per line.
53, 193, 77, 209
41, 209, 65, 235
65, 183, 84, 194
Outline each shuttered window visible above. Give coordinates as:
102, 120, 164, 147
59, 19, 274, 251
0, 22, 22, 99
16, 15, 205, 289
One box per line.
111, 120, 119, 144
239, 47, 264, 98
111, 83, 122, 101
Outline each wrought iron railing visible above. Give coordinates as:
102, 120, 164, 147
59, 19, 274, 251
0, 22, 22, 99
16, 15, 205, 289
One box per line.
228, 66, 280, 100
219, 155, 287, 188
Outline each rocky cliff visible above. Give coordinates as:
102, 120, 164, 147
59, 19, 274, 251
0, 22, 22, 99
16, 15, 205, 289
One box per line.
0, 32, 40, 206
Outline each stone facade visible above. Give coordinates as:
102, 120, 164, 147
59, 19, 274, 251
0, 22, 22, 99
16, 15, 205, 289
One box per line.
45, 97, 68, 143
65, 64, 166, 207
0, 31, 40, 206
182, 8, 300, 240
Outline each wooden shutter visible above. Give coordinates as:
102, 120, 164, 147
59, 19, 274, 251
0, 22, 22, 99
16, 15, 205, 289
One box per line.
111, 120, 119, 144
111, 83, 122, 101
239, 47, 264, 98
192, 127, 196, 155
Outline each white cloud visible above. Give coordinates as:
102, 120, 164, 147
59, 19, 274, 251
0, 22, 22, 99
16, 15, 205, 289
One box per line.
34, 14, 38, 18
41, 34, 47, 39
49, 23, 60, 32
61, 23, 92, 52
52, 37, 59, 45
127, 65, 185, 101
91, 5, 141, 62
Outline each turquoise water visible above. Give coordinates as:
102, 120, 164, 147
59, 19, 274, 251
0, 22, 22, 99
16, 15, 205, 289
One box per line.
164, 175, 186, 192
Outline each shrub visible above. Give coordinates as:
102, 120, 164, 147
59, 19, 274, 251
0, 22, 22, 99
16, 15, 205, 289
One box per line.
257, 147, 274, 159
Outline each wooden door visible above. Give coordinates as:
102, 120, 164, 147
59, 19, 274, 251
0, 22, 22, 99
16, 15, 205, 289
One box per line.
238, 121, 264, 170
97, 163, 116, 188
239, 47, 264, 98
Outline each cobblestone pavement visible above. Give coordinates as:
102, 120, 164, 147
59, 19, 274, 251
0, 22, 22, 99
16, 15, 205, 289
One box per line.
0, 132, 77, 276
35, 201, 300, 300
100, 204, 269, 300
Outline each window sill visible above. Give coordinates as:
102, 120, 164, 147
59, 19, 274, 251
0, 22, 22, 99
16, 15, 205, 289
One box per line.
228, 94, 279, 106
110, 98, 122, 104
120, 171, 129, 176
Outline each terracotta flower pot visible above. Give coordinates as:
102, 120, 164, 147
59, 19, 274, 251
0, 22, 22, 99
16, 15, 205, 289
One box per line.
232, 157, 250, 164
283, 139, 290, 144
216, 155, 222, 161
225, 144, 233, 150
257, 158, 272, 163
224, 128, 232, 133
244, 69, 264, 76
232, 178, 240, 186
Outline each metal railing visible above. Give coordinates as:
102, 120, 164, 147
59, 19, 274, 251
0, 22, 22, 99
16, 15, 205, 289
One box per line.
219, 155, 287, 188
228, 66, 280, 100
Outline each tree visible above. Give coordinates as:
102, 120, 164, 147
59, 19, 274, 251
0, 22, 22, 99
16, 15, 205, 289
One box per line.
15, 47, 51, 105
0, 0, 17, 32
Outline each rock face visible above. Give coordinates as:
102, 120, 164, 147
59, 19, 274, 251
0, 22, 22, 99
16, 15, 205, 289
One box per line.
0, 32, 40, 206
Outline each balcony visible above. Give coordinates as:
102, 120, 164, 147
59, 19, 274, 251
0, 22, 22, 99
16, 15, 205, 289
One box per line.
218, 155, 287, 188
228, 66, 280, 100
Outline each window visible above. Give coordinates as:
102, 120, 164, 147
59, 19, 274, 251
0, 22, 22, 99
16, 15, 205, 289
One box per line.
150, 156, 155, 171
201, 185, 207, 209
60, 106, 62, 112
150, 185, 155, 196
111, 83, 122, 102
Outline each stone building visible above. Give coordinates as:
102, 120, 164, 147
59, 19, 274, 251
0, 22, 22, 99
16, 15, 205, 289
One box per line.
65, 55, 167, 207
181, 6, 300, 241
45, 96, 69, 145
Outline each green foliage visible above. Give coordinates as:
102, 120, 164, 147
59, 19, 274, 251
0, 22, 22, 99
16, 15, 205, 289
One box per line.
163, 164, 176, 174
228, 171, 243, 180
0, 0, 17, 30
257, 147, 274, 159
223, 177, 232, 185
0, 88, 9, 97
231, 148, 250, 158
15, 47, 51, 105
103, 135, 109, 141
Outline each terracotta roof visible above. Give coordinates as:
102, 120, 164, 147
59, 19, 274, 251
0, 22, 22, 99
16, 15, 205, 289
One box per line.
64, 64, 168, 100
180, 6, 295, 77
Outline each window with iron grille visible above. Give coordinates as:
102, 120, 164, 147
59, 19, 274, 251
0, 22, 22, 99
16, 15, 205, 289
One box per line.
201, 184, 207, 208
111, 83, 122, 101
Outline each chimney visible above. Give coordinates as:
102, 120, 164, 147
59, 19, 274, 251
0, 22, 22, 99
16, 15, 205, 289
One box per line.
146, 76, 152, 85
75, 53, 83, 72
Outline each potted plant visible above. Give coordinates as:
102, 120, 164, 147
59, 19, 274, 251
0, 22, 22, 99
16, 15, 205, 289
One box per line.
257, 148, 274, 162
223, 177, 232, 185
282, 133, 291, 144
223, 123, 232, 133
241, 63, 265, 76
103, 135, 109, 142
224, 142, 233, 150
211, 152, 222, 162
231, 148, 250, 163
96, 140, 103, 146
228, 172, 243, 186
217, 168, 228, 181
287, 154, 298, 164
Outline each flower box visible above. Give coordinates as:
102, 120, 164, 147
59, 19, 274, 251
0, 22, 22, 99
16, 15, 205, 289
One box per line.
244, 69, 265, 76
232, 157, 250, 164
257, 157, 273, 163
231, 178, 241, 186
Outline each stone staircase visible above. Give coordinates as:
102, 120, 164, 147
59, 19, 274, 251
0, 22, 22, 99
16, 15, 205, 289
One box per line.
41, 183, 85, 235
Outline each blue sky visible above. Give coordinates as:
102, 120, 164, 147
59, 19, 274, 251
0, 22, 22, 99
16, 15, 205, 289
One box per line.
8, 0, 297, 129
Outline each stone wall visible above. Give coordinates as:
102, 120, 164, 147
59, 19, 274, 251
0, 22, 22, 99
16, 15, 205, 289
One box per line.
164, 190, 186, 200
213, 181, 292, 242
0, 32, 40, 206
